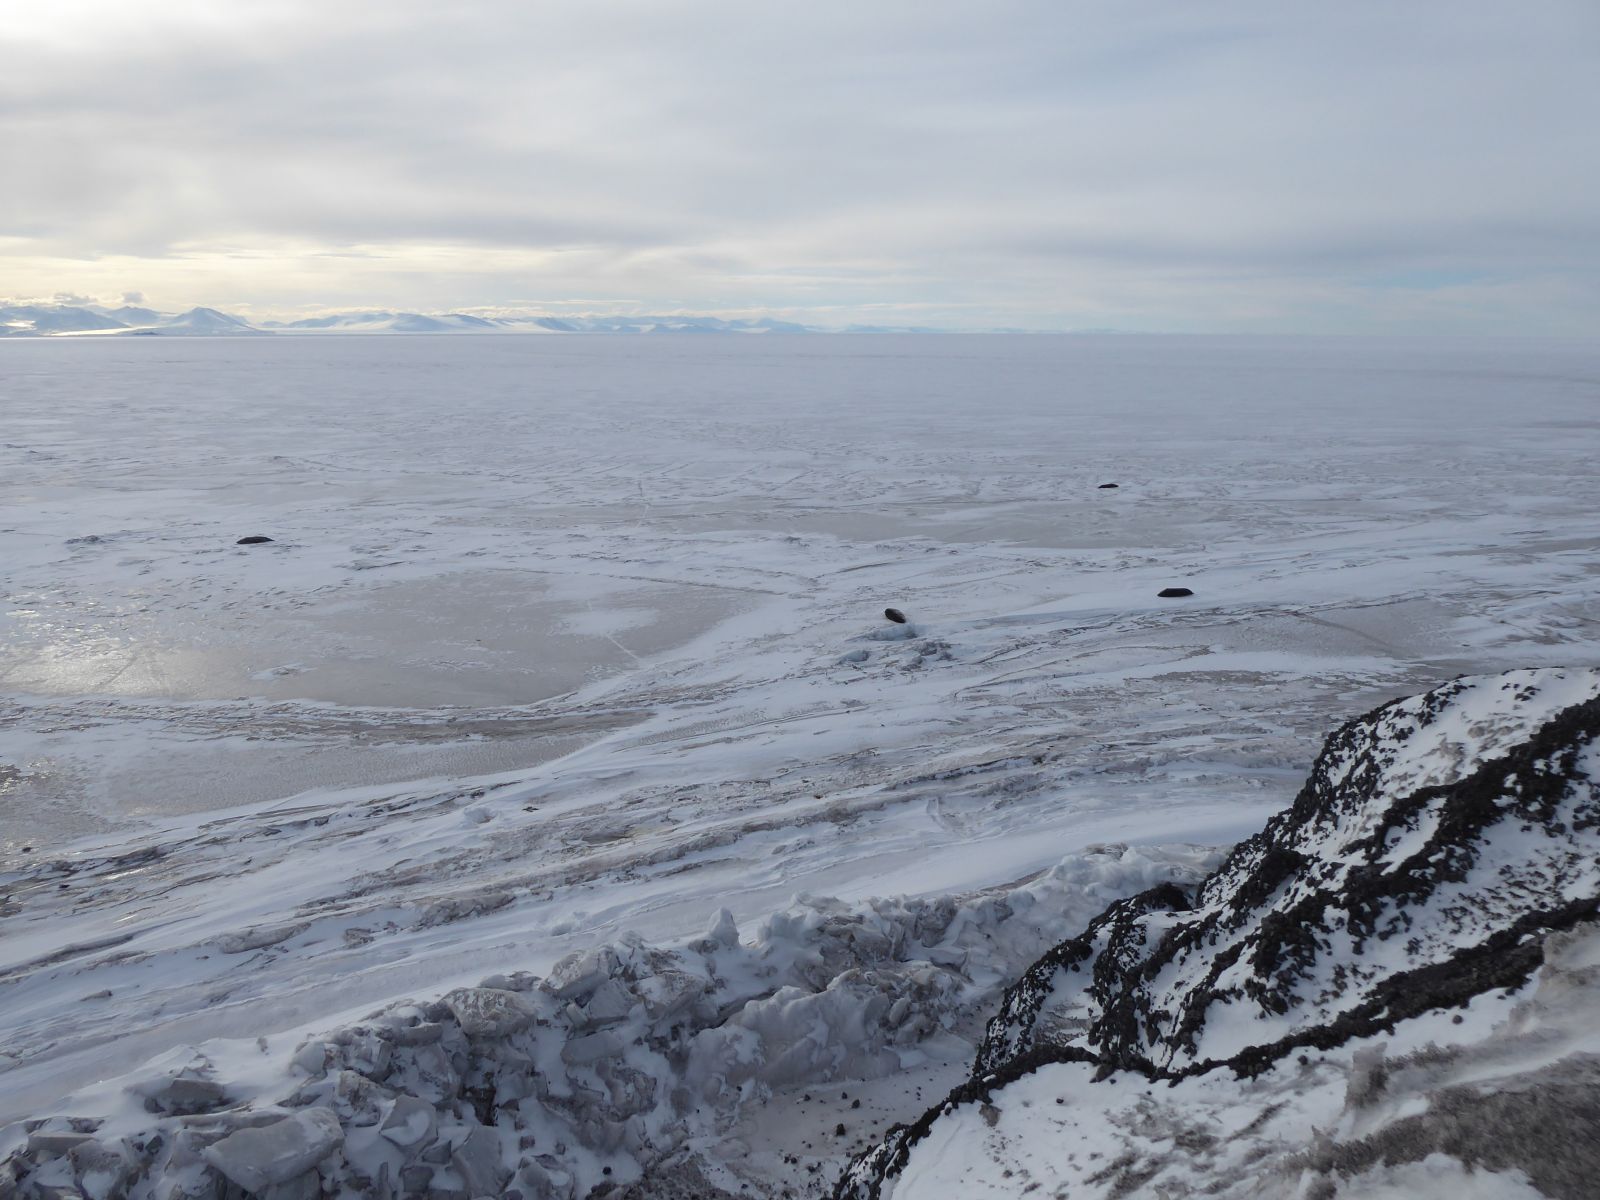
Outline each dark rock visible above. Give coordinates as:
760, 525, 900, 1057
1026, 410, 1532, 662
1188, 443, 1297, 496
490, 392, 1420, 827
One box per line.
1156, 587, 1193, 598
883, 608, 908, 624
609, 1154, 744, 1199
235, 536, 274, 545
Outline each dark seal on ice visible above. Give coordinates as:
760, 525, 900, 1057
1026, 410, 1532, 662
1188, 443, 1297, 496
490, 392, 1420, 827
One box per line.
1097, 483, 1119, 489
884, 608, 908, 624
236, 536, 275, 545
1157, 587, 1193, 598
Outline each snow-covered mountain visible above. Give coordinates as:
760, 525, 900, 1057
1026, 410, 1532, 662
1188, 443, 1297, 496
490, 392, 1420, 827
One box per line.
93, 304, 165, 326
0, 304, 130, 335
4, 669, 1596, 1199
266, 312, 505, 334
153, 307, 268, 336
0, 302, 824, 337
485, 314, 813, 334
0, 303, 267, 337
840, 667, 1600, 1199
266, 312, 819, 334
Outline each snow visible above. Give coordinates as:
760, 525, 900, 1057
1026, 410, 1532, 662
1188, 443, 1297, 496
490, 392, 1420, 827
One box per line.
2, 333, 1600, 1196
887, 918, 1600, 1199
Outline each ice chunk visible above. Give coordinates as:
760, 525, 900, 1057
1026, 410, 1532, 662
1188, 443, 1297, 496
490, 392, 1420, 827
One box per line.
130, 1075, 230, 1116
377, 1096, 437, 1151
26, 1130, 96, 1157
544, 947, 621, 1002
440, 987, 536, 1038
201, 1109, 342, 1192
561, 1030, 624, 1066
580, 978, 636, 1027
706, 907, 740, 949
451, 1125, 507, 1196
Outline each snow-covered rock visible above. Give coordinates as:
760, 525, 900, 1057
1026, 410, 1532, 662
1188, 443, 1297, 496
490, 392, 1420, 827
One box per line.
839, 667, 1600, 1198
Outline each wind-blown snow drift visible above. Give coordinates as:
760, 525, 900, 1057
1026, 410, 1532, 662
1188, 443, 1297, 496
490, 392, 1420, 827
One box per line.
839, 667, 1600, 1199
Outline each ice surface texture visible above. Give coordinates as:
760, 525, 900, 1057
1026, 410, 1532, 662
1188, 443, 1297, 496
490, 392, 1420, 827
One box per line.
6, 337, 1600, 1197
6, 333, 1600, 850
840, 667, 1600, 1199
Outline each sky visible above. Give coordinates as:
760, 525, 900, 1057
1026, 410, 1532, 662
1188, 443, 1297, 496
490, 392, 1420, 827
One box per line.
2, 1, 1597, 333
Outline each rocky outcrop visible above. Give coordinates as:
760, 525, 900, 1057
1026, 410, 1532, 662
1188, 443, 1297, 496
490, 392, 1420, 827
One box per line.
838, 668, 1600, 1198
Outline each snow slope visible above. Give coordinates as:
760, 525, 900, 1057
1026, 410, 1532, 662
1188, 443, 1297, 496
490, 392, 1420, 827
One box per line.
842, 668, 1600, 1199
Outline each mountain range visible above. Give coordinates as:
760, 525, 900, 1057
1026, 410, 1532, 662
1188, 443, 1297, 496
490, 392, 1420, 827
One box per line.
0, 302, 951, 337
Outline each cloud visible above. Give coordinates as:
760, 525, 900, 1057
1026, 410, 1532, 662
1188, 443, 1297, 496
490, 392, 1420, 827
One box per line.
1, 1, 1596, 330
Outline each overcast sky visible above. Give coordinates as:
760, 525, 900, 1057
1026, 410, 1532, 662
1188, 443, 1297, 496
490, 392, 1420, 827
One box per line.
3, 1, 1597, 331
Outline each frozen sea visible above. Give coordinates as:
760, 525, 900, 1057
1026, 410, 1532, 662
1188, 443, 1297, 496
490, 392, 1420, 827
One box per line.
2, 333, 1599, 1141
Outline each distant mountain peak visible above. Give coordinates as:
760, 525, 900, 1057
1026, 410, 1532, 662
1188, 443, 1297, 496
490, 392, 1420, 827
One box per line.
163, 306, 260, 331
